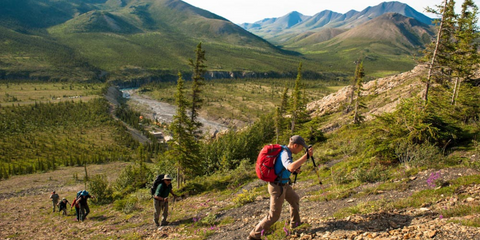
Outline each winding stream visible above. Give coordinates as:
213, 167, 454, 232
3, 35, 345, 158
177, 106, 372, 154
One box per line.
121, 89, 227, 134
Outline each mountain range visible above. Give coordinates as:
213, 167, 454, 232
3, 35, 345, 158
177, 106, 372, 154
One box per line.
241, 1, 433, 45
0, 0, 436, 81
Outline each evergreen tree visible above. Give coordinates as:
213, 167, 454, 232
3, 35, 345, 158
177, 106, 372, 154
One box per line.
451, 0, 479, 105
275, 86, 289, 143
168, 73, 201, 186
353, 61, 366, 124
424, 0, 457, 102
291, 62, 303, 134
275, 107, 282, 144
280, 86, 289, 114
188, 43, 207, 138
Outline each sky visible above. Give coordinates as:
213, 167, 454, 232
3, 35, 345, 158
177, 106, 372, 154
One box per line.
182, 0, 480, 24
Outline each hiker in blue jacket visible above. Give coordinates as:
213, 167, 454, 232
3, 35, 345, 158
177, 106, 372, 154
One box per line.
153, 174, 177, 227
78, 190, 95, 221
248, 135, 313, 240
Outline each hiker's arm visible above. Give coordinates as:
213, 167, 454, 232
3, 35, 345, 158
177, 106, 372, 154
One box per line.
170, 190, 177, 198
286, 147, 313, 172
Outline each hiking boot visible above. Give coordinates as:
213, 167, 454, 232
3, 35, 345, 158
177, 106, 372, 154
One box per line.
160, 221, 169, 226
290, 222, 303, 229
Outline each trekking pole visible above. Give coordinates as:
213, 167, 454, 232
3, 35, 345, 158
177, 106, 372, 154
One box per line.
307, 145, 322, 185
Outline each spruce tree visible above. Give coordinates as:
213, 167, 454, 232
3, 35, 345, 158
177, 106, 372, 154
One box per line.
424, 0, 457, 102
353, 61, 366, 124
451, 0, 479, 105
169, 73, 201, 186
188, 43, 207, 138
276, 86, 289, 142
291, 62, 303, 134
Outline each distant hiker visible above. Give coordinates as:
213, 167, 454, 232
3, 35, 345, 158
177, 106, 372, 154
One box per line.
50, 191, 60, 212
153, 174, 177, 227
78, 190, 95, 221
248, 135, 313, 240
57, 198, 70, 216
71, 194, 81, 221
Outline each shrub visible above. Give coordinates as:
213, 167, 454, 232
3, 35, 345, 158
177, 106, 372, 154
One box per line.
114, 195, 138, 214
88, 174, 113, 204
331, 166, 351, 185
354, 165, 389, 183
371, 97, 463, 163
394, 141, 444, 168
178, 159, 255, 196
115, 162, 152, 194
233, 189, 256, 207
200, 213, 218, 226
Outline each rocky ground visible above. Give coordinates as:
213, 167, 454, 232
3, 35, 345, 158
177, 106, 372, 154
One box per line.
207, 167, 480, 240
1, 162, 480, 240
147, 167, 480, 240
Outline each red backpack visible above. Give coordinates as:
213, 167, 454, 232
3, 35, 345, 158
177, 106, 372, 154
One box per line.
256, 144, 284, 182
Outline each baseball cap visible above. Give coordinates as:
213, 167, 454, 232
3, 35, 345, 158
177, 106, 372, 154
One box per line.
290, 135, 308, 148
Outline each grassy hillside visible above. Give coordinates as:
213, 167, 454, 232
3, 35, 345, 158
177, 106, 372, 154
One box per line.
0, 82, 102, 106
1, 0, 314, 80
0, 26, 98, 80
0, 0, 433, 81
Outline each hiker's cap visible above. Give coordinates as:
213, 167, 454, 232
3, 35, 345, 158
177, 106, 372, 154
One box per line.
290, 135, 308, 148
62, 198, 66, 200
163, 174, 172, 180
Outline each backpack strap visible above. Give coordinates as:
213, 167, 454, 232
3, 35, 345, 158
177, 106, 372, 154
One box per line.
274, 146, 292, 184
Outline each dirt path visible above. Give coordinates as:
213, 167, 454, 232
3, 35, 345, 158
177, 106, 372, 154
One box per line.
1, 165, 480, 239
206, 167, 480, 240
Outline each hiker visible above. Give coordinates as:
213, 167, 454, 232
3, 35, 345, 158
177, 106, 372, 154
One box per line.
248, 135, 313, 240
57, 198, 70, 216
50, 191, 60, 212
78, 190, 95, 221
153, 174, 178, 227
71, 194, 80, 221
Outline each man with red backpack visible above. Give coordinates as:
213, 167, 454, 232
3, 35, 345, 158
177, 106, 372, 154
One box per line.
248, 135, 313, 240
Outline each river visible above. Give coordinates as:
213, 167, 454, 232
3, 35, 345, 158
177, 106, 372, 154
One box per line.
121, 89, 227, 135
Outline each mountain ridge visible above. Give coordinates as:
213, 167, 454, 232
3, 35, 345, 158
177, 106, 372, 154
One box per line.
241, 1, 433, 45
0, 0, 435, 80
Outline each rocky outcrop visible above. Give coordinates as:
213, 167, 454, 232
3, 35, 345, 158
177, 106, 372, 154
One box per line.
306, 64, 428, 119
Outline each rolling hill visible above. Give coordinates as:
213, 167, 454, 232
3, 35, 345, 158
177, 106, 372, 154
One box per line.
0, 0, 437, 81
0, 0, 306, 81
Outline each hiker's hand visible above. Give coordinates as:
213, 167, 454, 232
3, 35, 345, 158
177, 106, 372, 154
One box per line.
164, 198, 168, 202
307, 146, 313, 156
294, 168, 302, 173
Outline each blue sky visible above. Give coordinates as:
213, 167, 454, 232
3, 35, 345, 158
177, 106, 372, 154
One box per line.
182, 0, 480, 24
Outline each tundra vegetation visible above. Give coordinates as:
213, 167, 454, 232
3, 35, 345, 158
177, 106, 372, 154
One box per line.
0, 0, 479, 239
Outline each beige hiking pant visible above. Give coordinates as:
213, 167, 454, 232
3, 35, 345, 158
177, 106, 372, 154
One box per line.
153, 199, 169, 225
249, 182, 300, 238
